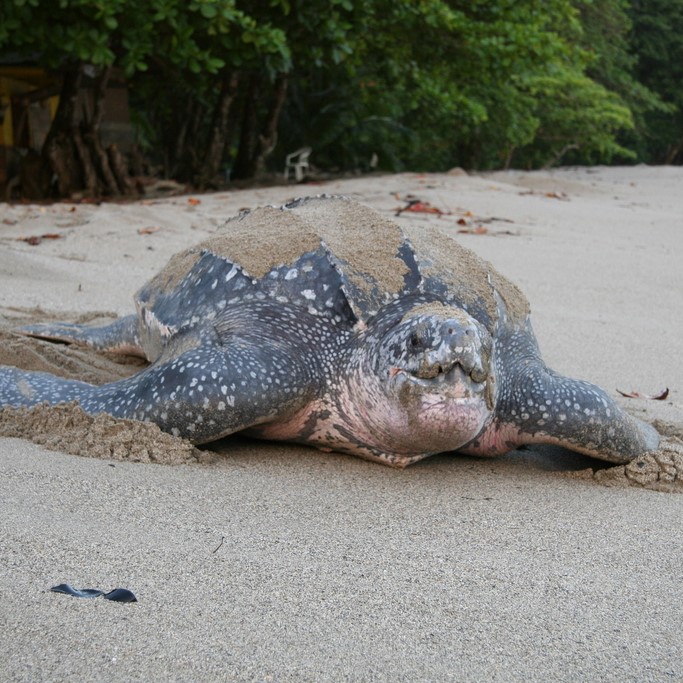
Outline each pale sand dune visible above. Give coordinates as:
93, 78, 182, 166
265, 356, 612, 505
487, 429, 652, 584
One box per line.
0, 166, 681, 681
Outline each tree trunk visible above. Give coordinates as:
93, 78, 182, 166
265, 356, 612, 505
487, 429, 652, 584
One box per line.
173, 97, 204, 181
41, 63, 132, 198
73, 126, 98, 194
254, 72, 289, 176
232, 73, 290, 181
231, 75, 260, 180
665, 134, 683, 164
42, 63, 84, 196
197, 72, 239, 188
82, 65, 121, 195
108, 143, 135, 194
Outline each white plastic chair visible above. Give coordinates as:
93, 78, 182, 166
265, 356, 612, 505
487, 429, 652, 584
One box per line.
284, 147, 311, 182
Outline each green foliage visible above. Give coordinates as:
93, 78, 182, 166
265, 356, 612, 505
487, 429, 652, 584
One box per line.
1, 0, 681, 187
295, 0, 634, 170
629, 0, 683, 162
516, 68, 636, 167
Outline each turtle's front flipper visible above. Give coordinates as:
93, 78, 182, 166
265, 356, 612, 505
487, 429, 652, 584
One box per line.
463, 327, 660, 463
0, 366, 96, 408
1, 327, 319, 444
17, 315, 144, 357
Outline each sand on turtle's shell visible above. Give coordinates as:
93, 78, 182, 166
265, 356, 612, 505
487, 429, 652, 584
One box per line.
138, 196, 529, 327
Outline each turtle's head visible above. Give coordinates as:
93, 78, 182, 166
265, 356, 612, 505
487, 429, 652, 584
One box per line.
355, 302, 495, 457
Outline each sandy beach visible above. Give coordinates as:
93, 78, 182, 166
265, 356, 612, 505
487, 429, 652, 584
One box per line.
0, 166, 681, 681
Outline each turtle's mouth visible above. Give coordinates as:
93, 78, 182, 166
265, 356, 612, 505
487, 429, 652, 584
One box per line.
390, 363, 487, 397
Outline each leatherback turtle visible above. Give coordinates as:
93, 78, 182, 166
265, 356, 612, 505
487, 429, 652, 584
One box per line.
0, 195, 659, 467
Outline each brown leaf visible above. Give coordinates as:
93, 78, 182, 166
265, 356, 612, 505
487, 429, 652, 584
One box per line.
457, 226, 488, 235
545, 191, 569, 200
138, 226, 161, 235
18, 233, 63, 245
187, 197, 201, 206
2, 218, 17, 225
395, 199, 449, 216
616, 388, 669, 400
456, 218, 468, 226
519, 189, 569, 200
20, 235, 42, 245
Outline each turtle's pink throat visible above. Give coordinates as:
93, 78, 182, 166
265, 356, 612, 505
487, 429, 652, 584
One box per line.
344, 365, 493, 457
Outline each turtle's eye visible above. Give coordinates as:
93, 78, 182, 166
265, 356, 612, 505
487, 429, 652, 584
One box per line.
409, 332, 420, 348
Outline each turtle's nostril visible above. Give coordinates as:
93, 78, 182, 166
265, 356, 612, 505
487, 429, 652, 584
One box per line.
447, 327, 454, 335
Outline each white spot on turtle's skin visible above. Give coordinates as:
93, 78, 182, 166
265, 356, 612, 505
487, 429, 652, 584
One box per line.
225, 266, 238, 282
302, 289, 316, 300
285, 268, 298, 280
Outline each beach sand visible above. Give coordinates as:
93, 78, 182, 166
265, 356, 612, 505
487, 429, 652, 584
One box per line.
0, 166, 681, 681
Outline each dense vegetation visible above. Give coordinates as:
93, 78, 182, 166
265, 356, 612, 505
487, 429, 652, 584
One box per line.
1, 0, 681, 196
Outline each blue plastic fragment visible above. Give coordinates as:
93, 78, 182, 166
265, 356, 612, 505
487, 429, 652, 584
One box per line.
103, 588, 137, 603
51, 583, 137, 602
51, 583, 103, 598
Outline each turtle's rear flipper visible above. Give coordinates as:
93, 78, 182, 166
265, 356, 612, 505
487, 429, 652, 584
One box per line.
17, 315, 144, 357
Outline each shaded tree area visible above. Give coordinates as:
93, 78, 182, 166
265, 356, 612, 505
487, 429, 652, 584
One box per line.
629, 0, 683, 163
0, 0, 681, 199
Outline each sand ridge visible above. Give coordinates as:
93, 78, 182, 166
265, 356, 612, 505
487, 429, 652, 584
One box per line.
0, 402, 203, 464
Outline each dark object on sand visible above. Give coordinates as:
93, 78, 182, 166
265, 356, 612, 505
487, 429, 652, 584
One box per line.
51, 583, 137, 602
1, 196, 658, 468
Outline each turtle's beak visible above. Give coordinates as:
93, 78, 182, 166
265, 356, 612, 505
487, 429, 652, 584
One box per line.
402, 318, 489, 384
